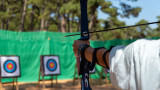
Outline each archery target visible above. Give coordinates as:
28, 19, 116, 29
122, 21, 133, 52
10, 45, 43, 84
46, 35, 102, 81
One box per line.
42, 56, 60, 75
0, 56, 20, 77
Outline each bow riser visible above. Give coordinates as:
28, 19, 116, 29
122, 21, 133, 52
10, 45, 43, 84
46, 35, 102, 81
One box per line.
79, 0, 92, 90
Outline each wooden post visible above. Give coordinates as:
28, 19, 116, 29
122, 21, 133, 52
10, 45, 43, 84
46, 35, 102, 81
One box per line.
13, 77, 15, 90
99, 68, 104, 85
42, 75, 45, 89
106, 72, 109, 84
56, 75, 58, 87
16, 77, 19, 90
77, 76, 81, 87
51, 76, 53, 87
73, 62, 81, 86
37, 67, 41, 88
0, 77, 2, 90
89, 75, 92, 85
106, 72, 111, 84
72, 64, 76, 85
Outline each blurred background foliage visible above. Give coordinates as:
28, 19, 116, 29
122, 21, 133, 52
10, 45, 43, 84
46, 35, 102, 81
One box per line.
0, 0, 160, 40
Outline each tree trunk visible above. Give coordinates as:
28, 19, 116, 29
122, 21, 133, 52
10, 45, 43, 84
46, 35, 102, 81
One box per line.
1, 0, 4, 29
30, 5, 35, 31
60, 0, 66, 32
36, 7, 41, 31
40, 7, 45, 31
6, 8, 10, 30
1, 19, 4, 29
40, 16, 45, 31
57, 1, 61, 32
6, 18, 10, 30
70, 13, 74, 32
57, 13, 61, 32
44, 16, 50, 31
67, 13, 70, 32
61, 14, 66, 32
20, 0, 27, 32
40, 0, 47, 31
89, 14, 96, 31
45, 20, 49, 31
77, 16, 81, 32
1, 0, 4, 8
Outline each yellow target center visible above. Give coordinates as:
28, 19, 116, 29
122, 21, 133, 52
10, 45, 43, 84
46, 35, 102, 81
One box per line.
8, 64, 13, 69
50, 63, 54, 68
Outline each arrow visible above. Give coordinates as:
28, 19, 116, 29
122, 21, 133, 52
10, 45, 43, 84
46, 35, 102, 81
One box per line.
65, 21, 160, 37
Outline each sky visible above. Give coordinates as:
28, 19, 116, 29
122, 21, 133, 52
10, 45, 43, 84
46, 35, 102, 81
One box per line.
98, 0, 160, 28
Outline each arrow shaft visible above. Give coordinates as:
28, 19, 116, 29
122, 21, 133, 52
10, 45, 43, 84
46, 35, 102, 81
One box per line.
65, 21, 160, 37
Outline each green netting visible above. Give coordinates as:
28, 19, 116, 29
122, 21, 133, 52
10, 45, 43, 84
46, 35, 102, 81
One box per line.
0, 29, 159, 83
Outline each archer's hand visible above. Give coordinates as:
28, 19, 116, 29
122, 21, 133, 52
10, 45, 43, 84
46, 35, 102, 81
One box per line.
73, 40, 90, 57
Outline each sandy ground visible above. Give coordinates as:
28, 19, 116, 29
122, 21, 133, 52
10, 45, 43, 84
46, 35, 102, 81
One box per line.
2, 79, 120, 90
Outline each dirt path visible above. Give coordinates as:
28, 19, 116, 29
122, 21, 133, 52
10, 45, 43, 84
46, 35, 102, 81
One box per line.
2, 79, 120, 90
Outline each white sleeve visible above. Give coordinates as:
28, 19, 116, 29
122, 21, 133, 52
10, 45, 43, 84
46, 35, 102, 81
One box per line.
108, 39, 160, 90
109, 45, 129, 89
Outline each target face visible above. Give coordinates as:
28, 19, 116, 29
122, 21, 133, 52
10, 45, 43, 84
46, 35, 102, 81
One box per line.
4, 60, 17, 73
41, 55, 60, 76
47, 59, 57, 72
0, 56, 20, 78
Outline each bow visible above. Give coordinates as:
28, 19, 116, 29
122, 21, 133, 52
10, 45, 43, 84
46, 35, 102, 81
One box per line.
79, 0, 94, 90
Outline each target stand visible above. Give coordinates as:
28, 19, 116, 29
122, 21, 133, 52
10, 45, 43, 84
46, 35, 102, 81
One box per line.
0, 56, 20, 90
99, 68, 111, 84
38, 55, 60, 89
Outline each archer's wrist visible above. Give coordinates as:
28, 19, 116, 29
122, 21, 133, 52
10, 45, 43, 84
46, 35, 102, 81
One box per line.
78, 43, 90, 57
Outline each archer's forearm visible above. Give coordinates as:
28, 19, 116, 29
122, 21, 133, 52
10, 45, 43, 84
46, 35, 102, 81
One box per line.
84, 47, 110, 68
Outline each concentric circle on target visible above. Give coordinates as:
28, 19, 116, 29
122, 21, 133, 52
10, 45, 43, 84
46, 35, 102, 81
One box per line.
46, 59, 57, 72
3, 60, 17, 73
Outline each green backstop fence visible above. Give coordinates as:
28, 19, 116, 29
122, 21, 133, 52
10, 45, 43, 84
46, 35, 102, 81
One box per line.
0, 29, 158, 82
